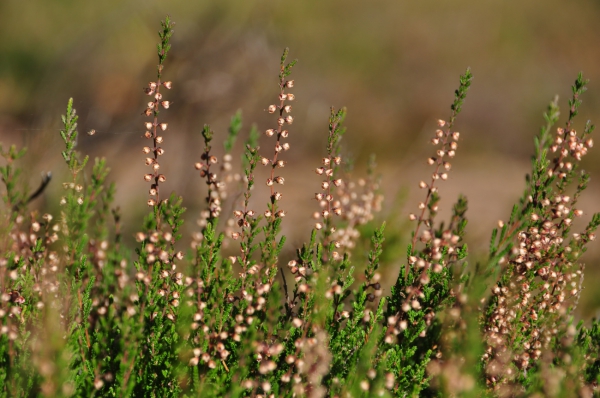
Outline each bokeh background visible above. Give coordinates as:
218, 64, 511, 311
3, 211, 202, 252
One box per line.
1, 0, 600, 316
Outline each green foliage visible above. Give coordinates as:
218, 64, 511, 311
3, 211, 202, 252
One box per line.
224, 110, 243, 154
0, 17, 599, 398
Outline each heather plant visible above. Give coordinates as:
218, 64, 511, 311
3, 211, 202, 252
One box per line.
0, 17, 599, 398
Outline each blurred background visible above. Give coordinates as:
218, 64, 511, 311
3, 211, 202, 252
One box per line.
1, 0, 600, 316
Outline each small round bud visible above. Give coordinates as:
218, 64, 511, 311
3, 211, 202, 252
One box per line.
285, 115, 293, 124
145, 122, 153, 130
287, 93, 295, 100
261, 157, 270, 166
268, 105, 277, 113
286, 80, 294, 88
282, 143, 290, 151
143, 174, 153, 182
143, 146, 151, 154
265, 129, 275, 137
277, 118, 285, 126
158, 174, 167, 183
161, 101, 170, 109
147, 199, 156, 206
160, 123, 168, 131
156, 136, 164, 144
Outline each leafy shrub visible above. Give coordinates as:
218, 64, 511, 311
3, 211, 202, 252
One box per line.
0, 17, 599, 398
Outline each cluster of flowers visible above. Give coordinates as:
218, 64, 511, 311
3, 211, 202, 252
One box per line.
141, 77, 172, 207
483, 123, 596, 389
386, 119, 463, 341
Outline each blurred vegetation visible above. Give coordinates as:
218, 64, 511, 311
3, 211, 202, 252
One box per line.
1, 0, 600, 316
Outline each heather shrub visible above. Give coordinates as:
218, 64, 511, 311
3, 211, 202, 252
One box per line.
0, 17, 599, 398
